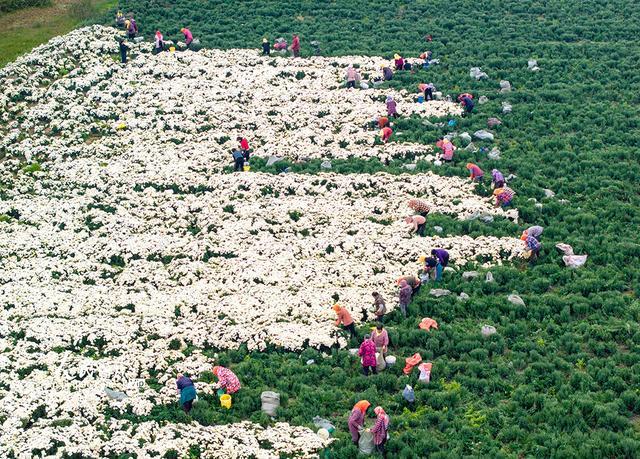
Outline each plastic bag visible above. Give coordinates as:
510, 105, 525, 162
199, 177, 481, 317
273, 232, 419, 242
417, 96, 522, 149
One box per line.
502, 102, 513, 114
459, 132, 472, 144
487, 148, 501, 160
418, 363, 432, 384
474, 130, 494, 141
478, 95, 489, 104
528, 59, 540, 71
358, 430, 375, 455
261, 391, 280, 416
481, 325, 497, 337
429, 289, 451, 297
462, 271, 479, 280
104, 387, 127, 401
470, 67, 488, 80
507, 294, 525, 307
499, 80, 511, 92
563, 255, 588, 268
485, 272, 494, 283
313, 416, 335, 433
555, 243, 574, 255
402, 384, 415, 402
487, 118, 502, 128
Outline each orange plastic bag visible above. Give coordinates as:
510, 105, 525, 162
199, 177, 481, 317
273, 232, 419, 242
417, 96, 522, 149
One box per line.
419, 318, 438, 331
403, 353, 422, 375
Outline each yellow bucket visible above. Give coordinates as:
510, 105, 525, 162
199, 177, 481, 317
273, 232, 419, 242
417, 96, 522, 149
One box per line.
243, 164, 251, 172
220, 394, 232, 409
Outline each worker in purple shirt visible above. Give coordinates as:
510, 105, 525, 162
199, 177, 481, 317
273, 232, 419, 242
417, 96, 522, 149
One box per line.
431, 248, 449, 268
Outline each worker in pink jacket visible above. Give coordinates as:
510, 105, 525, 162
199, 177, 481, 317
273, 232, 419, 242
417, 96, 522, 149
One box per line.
181, 28, 194, 48
358, 335, 377, 376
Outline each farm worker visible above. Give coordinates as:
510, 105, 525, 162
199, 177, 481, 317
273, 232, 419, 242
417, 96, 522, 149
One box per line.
371, 406, 390, 455
345, 64, 360, 89
420, 50, 432, 68
372, 323, 389, 354
407, 198, 429, 217
393, 54, 404, 71
459, 93, 474, 114
115, 11, 125, 26
212, 366, 241, 394
127, 17, 138, 39
181, 28, 193, 48
436, 138, 456, 161
525, 235, 542, 262
493, 186, 515, 207
176, 374, 197, 413
154, 31, 164, 54
424, 82, 435, 101
491, 169, 505, 188
380, 126, 393, 143
262, 38, 270, 55
377, 116, 389, 129
237, 137, 250, 161
333, 304, 356, 338
381, 65, 393, 81
403, 60, 412, 71
232, 150, 244, 172
119, 39, 129, 64
398, 280, 412, 317
431, 248, 449, 268
404, 215, 426, 237
423, 257, 442, 281
466, 163, 484, 181
358, 335, 377, 376
521, 225, 544, 241
386, 96, 398, 118
348, 400, 371, 444
372, 292, 386, 322
397, 275, 420, 292
291, 34, 300, 57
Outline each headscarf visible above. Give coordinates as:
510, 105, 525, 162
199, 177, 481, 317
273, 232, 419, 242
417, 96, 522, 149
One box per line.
332, 304, 341, 312
386, 95, 393, 103
520, 230, 528, 241
348, 64, 353, 69
466, 163, 474, 169
394, 54, 401, 59
181, 28, 185, 33
443, 138, 450, 144
263, 38, 268, 43
354, 400, 371, 414
156, 31, 162, 38
418, 255, 427, 263
399, 280, 408, 287
212, 366, 220, 376
374, 406, 390, 427
493, 188, 504, 196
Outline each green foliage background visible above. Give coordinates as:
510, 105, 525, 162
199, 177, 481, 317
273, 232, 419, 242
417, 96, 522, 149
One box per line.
107, 0, 640, 457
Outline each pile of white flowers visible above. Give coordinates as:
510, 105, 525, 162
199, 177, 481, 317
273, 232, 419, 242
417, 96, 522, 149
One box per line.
0, 26, 460, 169
0, 26, 521, 458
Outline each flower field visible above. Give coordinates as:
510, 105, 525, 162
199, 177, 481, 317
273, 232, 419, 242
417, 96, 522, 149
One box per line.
1, 0, 640, 457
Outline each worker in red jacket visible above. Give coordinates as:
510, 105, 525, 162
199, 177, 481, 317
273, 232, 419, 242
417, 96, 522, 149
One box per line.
238, 137, 250, 161
291, 34, 300, 57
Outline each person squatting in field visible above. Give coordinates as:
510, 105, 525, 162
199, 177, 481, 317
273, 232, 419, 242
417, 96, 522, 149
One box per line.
176, 374, 197, 413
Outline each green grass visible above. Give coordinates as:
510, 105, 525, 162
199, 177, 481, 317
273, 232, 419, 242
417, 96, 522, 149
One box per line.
0, 0, 116, 67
